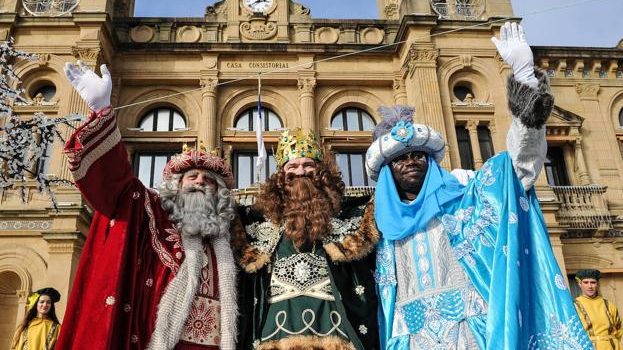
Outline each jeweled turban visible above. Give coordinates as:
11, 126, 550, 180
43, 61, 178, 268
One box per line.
365, 105, 445, 181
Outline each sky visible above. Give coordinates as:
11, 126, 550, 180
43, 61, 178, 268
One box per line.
133, 0, 623, 47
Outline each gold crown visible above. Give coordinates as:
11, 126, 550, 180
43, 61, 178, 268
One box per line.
182, 141, 220, 156
275, 128, 323, 168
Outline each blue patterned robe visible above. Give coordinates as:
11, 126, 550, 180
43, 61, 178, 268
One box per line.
375, 152, 593, 350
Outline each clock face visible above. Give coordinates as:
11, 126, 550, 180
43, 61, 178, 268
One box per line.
243, 0, 275, 13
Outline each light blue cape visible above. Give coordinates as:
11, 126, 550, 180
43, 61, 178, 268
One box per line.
375, 152, 592, 350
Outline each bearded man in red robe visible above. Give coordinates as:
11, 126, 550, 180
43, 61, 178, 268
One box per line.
56, 61, 238, 349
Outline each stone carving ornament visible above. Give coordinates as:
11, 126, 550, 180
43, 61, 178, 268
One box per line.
177, 26, 202, 43
315, 27, 339, 44
240, 18, 278, 40
130, 25, 155, 43
360, 27, 385, 45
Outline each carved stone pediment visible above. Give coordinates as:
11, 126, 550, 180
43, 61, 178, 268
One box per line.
548, 105, 584, 127
240, 17, 277, 41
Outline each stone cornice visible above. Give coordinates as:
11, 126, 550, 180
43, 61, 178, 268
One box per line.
533, 46, 623, 58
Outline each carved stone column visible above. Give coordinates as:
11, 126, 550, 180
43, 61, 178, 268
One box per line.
15, 290, 28, 327
223, 144, 234, 168
574, 136, 591, 185
297, 77, 316, 131
548, 227, 568, 277
110, 76, 122, 108
200, 76, 218, 150
576, 83, 623, 203
403, 43, 450, 168
392, 73, 407, 105
466, 120, 483, 169
42, 231, 85, 319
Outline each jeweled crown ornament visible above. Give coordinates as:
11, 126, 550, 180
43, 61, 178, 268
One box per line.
275, 128, 323, 168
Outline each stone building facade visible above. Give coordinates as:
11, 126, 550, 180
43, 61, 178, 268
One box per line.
0, 0, 622, 346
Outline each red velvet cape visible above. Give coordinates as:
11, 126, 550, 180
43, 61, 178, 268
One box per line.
57, 108, 218, 349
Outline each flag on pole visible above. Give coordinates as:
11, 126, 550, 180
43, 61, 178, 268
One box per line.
255, 74, 267, 182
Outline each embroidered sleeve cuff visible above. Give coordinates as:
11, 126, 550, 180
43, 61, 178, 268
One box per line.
63, 106, 121, 181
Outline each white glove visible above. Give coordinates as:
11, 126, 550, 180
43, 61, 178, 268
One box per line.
491, 22, 538, 88
63, 61, 112, 113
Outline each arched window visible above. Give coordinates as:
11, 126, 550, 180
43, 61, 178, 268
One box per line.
331, 108, 376, 131
234, 107, 283, 131
32, 84, 56, 102
453, 84, 474, 102
139, 107, 186, 131
0, 271, 22, 340
619, 107, 623, 128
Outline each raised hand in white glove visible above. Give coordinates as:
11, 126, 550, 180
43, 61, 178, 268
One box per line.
491, 22, 538, 88
63, 61, 112, 113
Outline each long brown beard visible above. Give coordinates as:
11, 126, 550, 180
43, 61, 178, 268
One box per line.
282, 174, 333, 248
255, 160, 345, 249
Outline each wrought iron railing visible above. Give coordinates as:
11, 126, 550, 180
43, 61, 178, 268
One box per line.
550, 185, 613, 230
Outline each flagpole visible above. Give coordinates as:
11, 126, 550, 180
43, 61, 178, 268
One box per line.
255, 73, 266, 195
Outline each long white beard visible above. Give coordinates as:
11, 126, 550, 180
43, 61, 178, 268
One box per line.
176, 188, 221, 238
149, 188, 237, 350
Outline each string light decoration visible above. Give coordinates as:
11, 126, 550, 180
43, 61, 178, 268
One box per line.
1, 38, 81, 210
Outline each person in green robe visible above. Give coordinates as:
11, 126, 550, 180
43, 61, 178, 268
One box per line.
232, 128, 379, 350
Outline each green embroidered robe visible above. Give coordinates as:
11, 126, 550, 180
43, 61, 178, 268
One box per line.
233, 196, 379, 350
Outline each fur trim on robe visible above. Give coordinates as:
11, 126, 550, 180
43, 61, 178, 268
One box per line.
231, 198, 379, 272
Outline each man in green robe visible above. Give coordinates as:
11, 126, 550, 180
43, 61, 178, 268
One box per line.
232, 128, 379, 350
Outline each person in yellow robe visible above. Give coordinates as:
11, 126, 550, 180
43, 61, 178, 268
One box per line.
11, 288, 62, 350
574, 269, 622, 350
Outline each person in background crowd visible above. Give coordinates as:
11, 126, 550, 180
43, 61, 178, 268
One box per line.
11, 287, 61, 350
575, 269, 622, 350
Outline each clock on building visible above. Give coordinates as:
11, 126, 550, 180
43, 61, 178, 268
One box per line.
242, 0, 275, 14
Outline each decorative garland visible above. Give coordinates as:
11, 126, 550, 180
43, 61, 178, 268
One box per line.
1, 38, 82, 210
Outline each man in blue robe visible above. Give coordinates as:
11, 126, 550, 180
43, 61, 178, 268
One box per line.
367, 22, 592, 350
